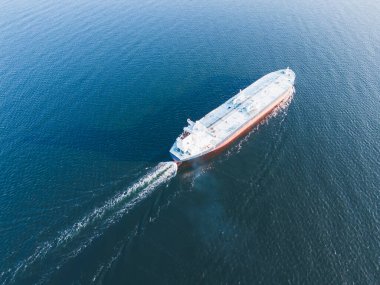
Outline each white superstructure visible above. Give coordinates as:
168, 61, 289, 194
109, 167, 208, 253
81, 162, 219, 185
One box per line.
170, 68, 296, 162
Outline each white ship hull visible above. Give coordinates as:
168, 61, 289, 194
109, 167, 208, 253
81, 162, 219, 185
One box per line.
170, 69, 296, 164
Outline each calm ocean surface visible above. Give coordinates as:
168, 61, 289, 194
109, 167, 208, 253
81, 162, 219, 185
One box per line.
0, 0, 379, 284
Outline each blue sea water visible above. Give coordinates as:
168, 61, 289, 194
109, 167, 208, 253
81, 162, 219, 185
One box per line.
0, 0, 379, 283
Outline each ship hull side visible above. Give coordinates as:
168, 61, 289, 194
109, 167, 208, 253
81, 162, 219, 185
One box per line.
170, 152, 182, 162
178, 87, 293, 167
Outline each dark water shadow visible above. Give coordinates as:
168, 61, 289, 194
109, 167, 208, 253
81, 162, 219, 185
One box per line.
19, 74, 252, 163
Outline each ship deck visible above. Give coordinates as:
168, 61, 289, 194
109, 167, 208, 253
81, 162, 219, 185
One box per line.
170, 69, 295, 162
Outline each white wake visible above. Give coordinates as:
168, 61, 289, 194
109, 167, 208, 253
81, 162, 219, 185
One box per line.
4, 162, 178, 284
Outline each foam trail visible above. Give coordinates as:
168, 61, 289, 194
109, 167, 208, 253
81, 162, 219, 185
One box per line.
58, 162, 178, 244
4, 162, 178, 284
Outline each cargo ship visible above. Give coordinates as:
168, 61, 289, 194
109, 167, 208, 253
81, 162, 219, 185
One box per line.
170, 68, 295, 164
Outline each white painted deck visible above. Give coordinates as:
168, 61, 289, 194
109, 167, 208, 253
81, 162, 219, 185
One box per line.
170, 68, 296, 161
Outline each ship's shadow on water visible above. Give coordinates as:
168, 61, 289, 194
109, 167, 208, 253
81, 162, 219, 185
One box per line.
18, 74, 252, 163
